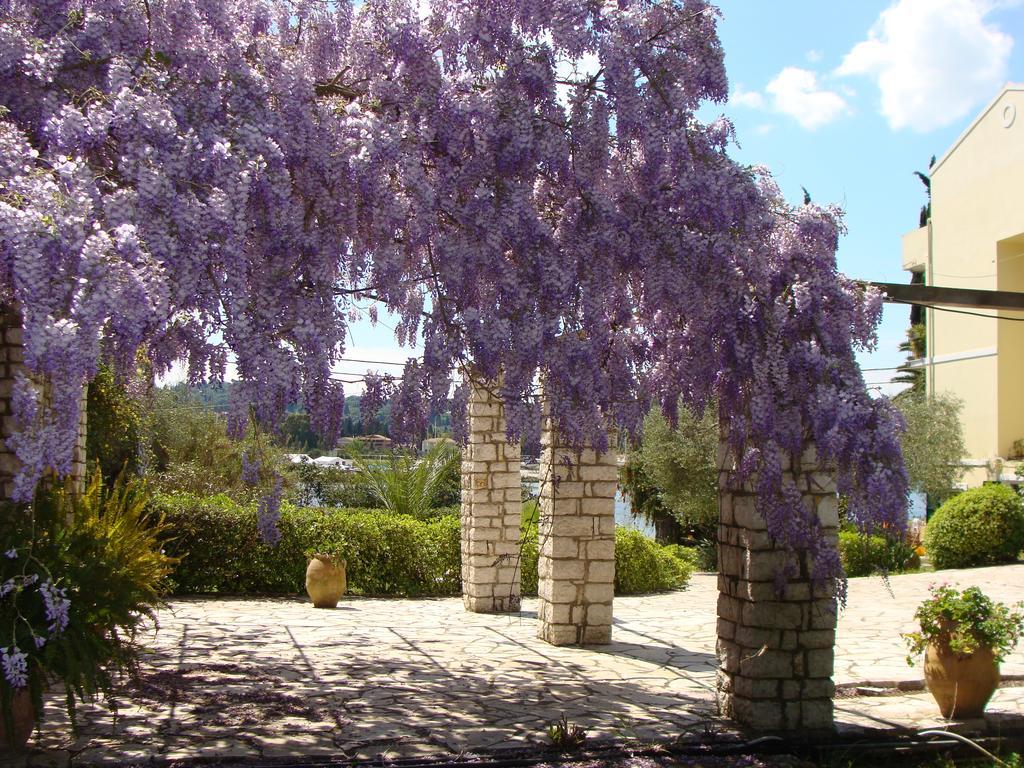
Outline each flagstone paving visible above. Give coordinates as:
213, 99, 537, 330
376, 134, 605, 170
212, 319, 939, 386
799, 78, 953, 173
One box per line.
17, 564, 1024, 765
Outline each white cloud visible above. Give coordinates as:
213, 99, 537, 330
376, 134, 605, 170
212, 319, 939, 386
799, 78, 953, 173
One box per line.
765, 67, 850, 129
806, 49, 823, 63
836, 0, 1016, 132
753, 123, 773, 135
730, 85, 766, 109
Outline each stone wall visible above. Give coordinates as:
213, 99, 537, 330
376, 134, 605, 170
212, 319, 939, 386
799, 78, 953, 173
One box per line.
0, 306, 87, 500
460, 379, 522, 613
716, 443, 838, 731
536, 415, 617, 646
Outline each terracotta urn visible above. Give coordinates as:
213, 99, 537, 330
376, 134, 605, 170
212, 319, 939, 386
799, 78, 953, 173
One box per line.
305, 555, 347, 608
923, 641, 999, 719
0, 689, 35, 752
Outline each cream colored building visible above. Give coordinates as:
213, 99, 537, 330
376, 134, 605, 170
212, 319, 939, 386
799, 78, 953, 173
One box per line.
902, 84, 1024, 486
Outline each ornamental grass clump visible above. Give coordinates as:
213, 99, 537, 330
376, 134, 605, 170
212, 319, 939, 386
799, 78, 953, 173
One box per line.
0, 474, 173, 741
903, 585, 1024, 666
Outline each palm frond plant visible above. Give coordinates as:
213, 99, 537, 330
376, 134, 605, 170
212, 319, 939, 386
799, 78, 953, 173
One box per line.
0, 473, 174, 744
348, 441, 461, 519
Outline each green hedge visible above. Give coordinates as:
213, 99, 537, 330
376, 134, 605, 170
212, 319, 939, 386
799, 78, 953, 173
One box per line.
925, 484, 1024, 569
155, 494, 692, 597
838, 530, 917, 577
153, 494, 461, 596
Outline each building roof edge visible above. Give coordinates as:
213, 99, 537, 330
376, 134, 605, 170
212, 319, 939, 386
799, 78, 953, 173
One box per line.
931, 83, 1024, 175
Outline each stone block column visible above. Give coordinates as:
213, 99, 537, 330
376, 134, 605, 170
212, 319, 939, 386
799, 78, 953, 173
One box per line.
716, 443, 839, 731
537, 415, 617, 646
460, 379, 522, 613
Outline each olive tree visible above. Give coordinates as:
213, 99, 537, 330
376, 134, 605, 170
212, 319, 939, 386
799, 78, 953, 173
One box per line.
622, 405, 718, 544
896, 392, 966, 506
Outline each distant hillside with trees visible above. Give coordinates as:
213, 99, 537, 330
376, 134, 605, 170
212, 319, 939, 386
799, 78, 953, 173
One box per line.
157, 381, 451, 452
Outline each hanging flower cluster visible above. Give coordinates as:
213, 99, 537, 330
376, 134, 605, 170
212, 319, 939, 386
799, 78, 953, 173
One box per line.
0, 0, 907, 578
1, 0, 354, 498
0, 548, 70, 688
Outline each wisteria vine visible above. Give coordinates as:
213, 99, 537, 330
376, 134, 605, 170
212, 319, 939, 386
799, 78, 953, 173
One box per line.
0, 0, 907, 580
0, 546, 70, 689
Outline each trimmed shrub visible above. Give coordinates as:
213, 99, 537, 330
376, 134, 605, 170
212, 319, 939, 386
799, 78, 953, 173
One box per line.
614, 529, 694, 594
155, 494, 695, 598
676, 542, 717, 572
839, 530, 917, 577
153, 494, 461, 596
925, 484, 1024, 569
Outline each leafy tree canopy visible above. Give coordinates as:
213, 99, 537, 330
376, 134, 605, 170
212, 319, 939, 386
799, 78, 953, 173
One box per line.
895, 392, 966, 505
622, 405, 718, 543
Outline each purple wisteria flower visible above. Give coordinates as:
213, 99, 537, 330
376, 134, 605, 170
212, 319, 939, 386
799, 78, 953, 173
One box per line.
1, 646, 28, 688
38, 580, 70, 634
257, 477, 284, 546
0, 0, 908, 585
240, 452, 261, 487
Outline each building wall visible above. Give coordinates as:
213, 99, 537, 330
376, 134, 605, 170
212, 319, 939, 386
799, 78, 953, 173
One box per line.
997, 235, 1024, 458
924, 86, 1024, 480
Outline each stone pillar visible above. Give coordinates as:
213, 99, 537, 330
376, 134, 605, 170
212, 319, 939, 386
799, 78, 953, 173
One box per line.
716, 443, 839, 731
0, 306, 25, 500
72, 393, 87, 491
0, 306, 87, 500
537, 415, 617, 646
460, 379, 522, 613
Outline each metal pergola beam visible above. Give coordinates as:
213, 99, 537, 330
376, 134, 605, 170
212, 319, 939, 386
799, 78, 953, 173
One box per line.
864, 281, 1024, 312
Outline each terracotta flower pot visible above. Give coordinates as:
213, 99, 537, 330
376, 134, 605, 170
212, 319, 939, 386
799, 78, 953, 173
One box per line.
305, 555, 347, 608
923, 641, 999, 719
0, 689, 35, 752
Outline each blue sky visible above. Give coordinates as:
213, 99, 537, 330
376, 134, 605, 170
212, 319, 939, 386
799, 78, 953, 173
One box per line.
711, 0, 1024, 393
340, 0, 1024, 394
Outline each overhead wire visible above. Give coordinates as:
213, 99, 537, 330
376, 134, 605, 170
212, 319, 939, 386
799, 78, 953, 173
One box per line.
913, 303, 1024, 321
927, 247, 1024, 280
337, 357, 407, 367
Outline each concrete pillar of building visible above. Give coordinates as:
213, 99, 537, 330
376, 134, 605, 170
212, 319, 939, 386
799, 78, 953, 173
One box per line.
460, 379, 522, 613
716, 442, 839, 731
536, 413, 617, 646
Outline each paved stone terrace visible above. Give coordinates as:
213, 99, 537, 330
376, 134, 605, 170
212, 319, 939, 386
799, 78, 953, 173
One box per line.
22, 565, 1024, 765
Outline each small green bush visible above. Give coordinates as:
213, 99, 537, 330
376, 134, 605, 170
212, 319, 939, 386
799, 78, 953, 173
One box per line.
838, 530, 916, 577
925, 484, 1024, 569
614, 529, 693, 593
676, 542, 717, 571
